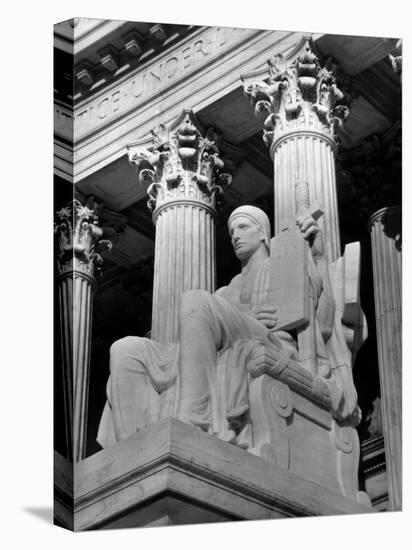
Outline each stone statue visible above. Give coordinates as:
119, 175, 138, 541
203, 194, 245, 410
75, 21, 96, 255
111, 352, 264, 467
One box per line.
97, 205, 359, 451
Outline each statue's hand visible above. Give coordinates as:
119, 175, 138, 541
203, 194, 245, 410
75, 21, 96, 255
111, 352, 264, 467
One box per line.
296, 213, 324, 258
253, 304, 278, 330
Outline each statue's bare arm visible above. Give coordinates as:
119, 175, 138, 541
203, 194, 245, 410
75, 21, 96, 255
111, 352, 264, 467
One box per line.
296, 212, 323, 258
297, 212, 335, 339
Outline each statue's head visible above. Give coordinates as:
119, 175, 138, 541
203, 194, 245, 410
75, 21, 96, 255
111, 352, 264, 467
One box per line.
228, 205, 271, 261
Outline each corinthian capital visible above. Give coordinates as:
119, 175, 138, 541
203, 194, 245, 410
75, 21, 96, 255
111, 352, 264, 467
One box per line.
242, 36, 350, 149
54, 197, 113, 279
127, 110, 234, 213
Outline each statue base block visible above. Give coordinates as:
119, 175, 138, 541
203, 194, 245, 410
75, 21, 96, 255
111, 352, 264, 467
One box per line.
54, 418, 372, 531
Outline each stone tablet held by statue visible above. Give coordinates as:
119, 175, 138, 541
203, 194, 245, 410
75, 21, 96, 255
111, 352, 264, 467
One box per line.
267, 199, 323, 332
268, 225, 309, 331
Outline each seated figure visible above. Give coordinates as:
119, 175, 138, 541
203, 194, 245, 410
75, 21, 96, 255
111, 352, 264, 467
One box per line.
97, 205, 358, 450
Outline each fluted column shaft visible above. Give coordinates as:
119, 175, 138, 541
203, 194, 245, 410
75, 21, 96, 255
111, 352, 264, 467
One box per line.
368, 206, 402, 511
57, 273, 74, 460
58, 271, 95, 462
271, 131, 340, 263
127, 110, 233, 345
55, 200, 111, 462
152, 200, 216, 344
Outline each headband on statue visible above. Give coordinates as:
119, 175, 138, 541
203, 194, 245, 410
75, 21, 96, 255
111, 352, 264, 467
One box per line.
228, 205, 271, 252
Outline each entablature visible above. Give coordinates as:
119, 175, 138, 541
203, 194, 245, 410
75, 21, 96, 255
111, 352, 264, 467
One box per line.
54, 26, 399, 185
55, 28, 298, 181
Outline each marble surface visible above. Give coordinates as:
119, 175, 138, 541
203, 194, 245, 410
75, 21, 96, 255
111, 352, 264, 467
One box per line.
55, 418, 372, 530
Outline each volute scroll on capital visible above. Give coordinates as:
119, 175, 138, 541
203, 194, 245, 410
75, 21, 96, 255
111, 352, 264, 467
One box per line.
241, 36, 351, 150
127, 110, 237, 215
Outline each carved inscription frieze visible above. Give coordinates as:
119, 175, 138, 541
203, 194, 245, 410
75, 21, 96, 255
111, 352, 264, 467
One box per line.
54, 27, 249, 141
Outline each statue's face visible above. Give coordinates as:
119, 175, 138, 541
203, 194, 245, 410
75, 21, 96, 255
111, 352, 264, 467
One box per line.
229, 216, 265, 261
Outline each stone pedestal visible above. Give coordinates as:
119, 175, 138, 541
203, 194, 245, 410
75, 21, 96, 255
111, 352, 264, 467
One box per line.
249, 374, 368, 502
55, 199, 112, 461
54, 418, 372, 530
127, 110, 232, 344
368, 206, 402, 511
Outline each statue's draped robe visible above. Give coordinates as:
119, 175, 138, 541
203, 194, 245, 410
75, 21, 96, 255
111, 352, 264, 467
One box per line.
97, 253, 357, 448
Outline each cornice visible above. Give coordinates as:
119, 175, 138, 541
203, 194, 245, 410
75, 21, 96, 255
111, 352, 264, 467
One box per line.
69, 26, 263, 141
54, 18, 117, 54
54, 19, 197, 105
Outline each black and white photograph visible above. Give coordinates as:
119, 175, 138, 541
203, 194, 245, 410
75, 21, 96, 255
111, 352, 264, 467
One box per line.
2, 1, 408, 548
53, 14, 402, 530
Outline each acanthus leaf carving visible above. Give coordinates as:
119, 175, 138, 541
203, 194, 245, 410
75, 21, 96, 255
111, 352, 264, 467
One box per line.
127, 110, 237, 213
242, 37, 351, 149
54, 197, 116, 279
